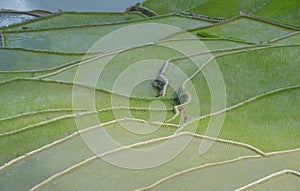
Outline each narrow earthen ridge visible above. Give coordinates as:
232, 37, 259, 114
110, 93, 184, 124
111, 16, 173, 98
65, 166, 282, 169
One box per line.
235, 170, 300, 191
0, 118, 179, 172
135, 148, 300, 191
180, 11, 224, 23
29, 132, 265, 191
270, 31, 300, 43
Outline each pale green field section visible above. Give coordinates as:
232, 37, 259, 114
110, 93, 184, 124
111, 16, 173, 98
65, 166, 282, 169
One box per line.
0, 79, 175, 118
142, 0, 300, 27
141, 0, 206, 15
245, 173, 300, 191
0, 113, 176, 165
0, 48, 83, 71
29, 134, 259, 191
272, 32, 300, 45
215, 46, 300, 105
188, 0, 269, 18
195, 17, 296, 43
147, 150, 300, 191
1, 12, 146, 31
254, 0, 300, 27
170, 46, 300, 117
0, 110, 74, 134
41, 39, 252, 98
2, 15, 211, 53
193, 87, 300, 153
0, 120, 177, 191
0, 79, 176, 164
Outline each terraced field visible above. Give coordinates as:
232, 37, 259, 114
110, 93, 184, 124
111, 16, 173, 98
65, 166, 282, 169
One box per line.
142, 0, 300, 27
0, 1, 299, 190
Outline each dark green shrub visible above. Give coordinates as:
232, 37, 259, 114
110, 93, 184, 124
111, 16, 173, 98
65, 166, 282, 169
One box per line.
197, 31, 219, 38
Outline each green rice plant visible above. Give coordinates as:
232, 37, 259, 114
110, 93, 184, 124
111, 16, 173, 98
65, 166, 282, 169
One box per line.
2, 15, 211, 53
44, 44, 185, 97
2, 12, 146, 31
194, 87, 300, 152
0, 71, 47, 82
169, 46, 299, 118
272, 32, 300, 45
28, 133, 259, 191
188, 0, 268, 18
198, 39, 252, 50
197, 31, 219, 38
144, 150, 300, 191
185, 46, 300, 117
141, 0, 207, 15
0, 108, 176, 165
0, 110, 74, 134
254, 0, 300, 27
196, 17, 296, 43
0, 48, 83, 71
0, 79, 176, 118
216, 46, 300, 106
0, 136, 95, 191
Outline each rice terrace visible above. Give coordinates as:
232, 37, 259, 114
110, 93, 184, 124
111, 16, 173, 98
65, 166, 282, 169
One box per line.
0, 0, 299, 190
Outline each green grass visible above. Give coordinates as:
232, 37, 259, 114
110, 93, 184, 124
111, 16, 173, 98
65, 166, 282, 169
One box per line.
0, 121, 176, 191
272, 32, 300, 45
0, 114, 176, 166
141, 0, 207, 15
3, 15, 211, 53
1, 12, 145, 31
196, 17, 296, 43
255, 0, 300, 27
32, 134, 258, 191
194, 87, 300, 152
0, 110, 74, 134
188, 0, 268, 18
141, 0, 300, 26
0, 136, 95, 191
199, 39, 251, 50
0, 79, 176, 118
0, 79, 176, 164
0, 48, 83, 71
44, 44, 185, 97
149, 150, 300, 191
216, 46, 300, 106
42, 39, 250, 99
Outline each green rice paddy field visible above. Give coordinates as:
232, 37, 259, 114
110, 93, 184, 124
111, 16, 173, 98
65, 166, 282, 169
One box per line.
0, 0, 299, 190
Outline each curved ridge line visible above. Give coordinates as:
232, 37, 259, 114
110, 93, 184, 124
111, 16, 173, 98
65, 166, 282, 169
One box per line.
34, 42, 272, 80
182, 84, 300, 127
0, 118, 179, 172
135, 148, 300, 191
0, 78, 173, 101
0, 111, 95, 137
2, 12, 146, 32
135, 156, 260, 191
29, 132, 266, 190
167, 44, 300, 123
0, 107, 174, 136
235, 170, 300, 191
270, 31, 300, 43
0, 107, 172, 123
0, 108, 84, 122
0, 37, 243, 73
3, 83, 295, 169
2, 13, 205, 34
